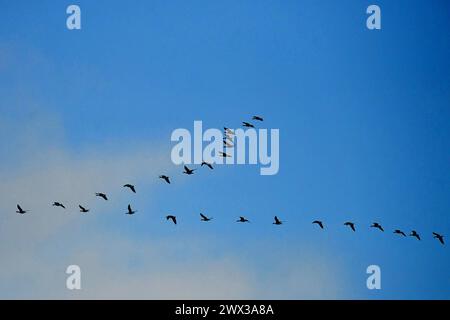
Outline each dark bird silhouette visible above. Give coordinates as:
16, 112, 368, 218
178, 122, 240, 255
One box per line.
252, 116, 264, 121
79, 205, 89, 213
237, 216, 249, 223
52, 202, 66, 209
200, 213, 212, 221
273, 216, 282, 225
312, 220, 324, 229
224, 127, 235, 135
95, 193, 108, 201
410, 230, 421, 240
183, 165, 195, 175
166, 215, 177, 225
242, 122, 255, 128
371, 222, 384, 232
126, 204, 136, 215
433, 232, 445, 245
16, 205, 27, 214
218, 151, 231, 158
159, 175, 171, 184
223, 140, 234, 148
224, 135, 234, 143
201, 161, 214, 170
344, 222, 356, 232
123, 184, 136, 193
394, 229, 406, 237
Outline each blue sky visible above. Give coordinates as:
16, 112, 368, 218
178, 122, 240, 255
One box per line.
0, 0, 449, 299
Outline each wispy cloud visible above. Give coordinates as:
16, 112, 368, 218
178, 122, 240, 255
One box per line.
0, 114, 345, 299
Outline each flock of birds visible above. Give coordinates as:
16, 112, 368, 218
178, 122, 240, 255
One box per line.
13, 115, 446, 246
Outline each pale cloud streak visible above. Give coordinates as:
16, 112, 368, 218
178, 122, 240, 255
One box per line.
0, 114, 345, 299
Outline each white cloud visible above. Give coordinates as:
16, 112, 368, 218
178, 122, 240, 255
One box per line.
0, 115, 345, 299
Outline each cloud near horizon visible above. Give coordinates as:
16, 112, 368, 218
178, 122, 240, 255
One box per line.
0, 114, 345, 299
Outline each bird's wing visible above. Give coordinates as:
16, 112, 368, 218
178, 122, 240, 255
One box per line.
200, 213, 207, 219
17, 205, 22, 211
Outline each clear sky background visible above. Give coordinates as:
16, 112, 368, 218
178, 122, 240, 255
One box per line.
0, 0, 449, 299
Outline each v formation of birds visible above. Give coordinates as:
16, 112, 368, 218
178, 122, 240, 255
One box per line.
13, 116, 445, 246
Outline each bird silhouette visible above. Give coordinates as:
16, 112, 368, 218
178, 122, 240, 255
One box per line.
237, 216, 249, 223
223, 140, 234, 148
16, 205, 27, 214
312, 220, 324, 229
242, 122, 255, 128
410, 230, 421, 240
224, 135, 234, 143
79, 205, 89, 213
218, 151, 231, 158
159, 175, 171, 184
53, 202, 66, 209
123, 184, 136, 193
166, 215, 177, 225
95, 193, 108, 201
394, 229, 406, 237
344, 222, 356, 232
200, 213, 212, 221
201, 161, 214, 170
371, 222, 384, 232
252, 116, 264, 121
273, 216, 282, 225
183, 165, 195, 175
224, 127, 235, 135
126, 204, 136, 215
433, 232, 445, 245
